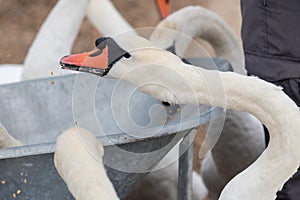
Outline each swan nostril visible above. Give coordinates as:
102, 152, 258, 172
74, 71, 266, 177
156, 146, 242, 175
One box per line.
123, 53, 131, 59
60, 61, 66, 68
162, 101, 171, 106
60, 55, 70, 68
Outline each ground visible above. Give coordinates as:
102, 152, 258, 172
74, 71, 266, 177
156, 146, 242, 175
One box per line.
0, 0, 241, 199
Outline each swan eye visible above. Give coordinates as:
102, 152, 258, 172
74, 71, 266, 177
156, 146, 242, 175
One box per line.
123, 53, 131, 59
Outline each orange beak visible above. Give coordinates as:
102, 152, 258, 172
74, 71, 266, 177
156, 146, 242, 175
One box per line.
60, 37, 130, 77
156, 0, 171, 19
61, 47, 108, 68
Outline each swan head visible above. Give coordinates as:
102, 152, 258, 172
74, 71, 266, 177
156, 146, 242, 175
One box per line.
60, 37, 130, 77
60, 36, 183, 77
60, 36, 192, 104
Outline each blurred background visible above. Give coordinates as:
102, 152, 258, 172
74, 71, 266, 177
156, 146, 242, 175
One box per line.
0, 0, 242, 64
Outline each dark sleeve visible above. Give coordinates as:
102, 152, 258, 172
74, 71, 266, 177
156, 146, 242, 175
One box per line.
241, 0, 300, 81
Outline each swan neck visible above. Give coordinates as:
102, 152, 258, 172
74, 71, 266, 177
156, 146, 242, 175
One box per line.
180, 7, 246, 74
154, 64, 300, 198
197, 19, 245, 75
184, 69, 300, 199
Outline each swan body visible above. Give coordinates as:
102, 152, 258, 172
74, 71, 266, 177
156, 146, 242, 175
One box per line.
60, 35, 300, 199
0, 123, 22, 148
150, 6, 265, 199
0, 65, 23, 84
128, 163, 207, 200
128, 143, 208, 200
54, 127, 119, 200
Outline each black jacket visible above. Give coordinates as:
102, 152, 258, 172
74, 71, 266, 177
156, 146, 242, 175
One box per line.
241, 0, 300, 81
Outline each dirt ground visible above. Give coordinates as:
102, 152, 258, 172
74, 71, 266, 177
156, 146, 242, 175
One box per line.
0, 1, 242, 199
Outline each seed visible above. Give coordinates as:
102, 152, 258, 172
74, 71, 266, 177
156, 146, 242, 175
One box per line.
50, 71, 54, 76
13, 193, 16, 198
177, 108, 181, 112
51, 81, 55, 85
16, 189, 21, 195
23, 178, 27, 184
1, 180, 6, 184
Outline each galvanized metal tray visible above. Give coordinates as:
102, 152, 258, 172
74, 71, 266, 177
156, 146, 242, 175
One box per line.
0, 57, 231, 199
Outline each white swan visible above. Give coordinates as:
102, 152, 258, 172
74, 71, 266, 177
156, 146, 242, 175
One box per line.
127, 142, 208, 200
150, 6, 246, 75
54, 126, 119, 200
128, 164, 207, 200
0, 123, 22, 148
0, 64, 23, 85
60, 35, 300, 199
201, 111, 264, 200
150, 6, 265, 199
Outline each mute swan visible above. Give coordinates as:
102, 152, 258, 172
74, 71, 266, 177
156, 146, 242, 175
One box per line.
150, 6, 246, 75
60, 35, 300, 199
150, 6, 265, 199
54, 127, 119, 200
200, 111, 264, 200
0, 123, 22, 148
0, 65, 23, 85
128, 165, 207, 200
127, 142, 208, 200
